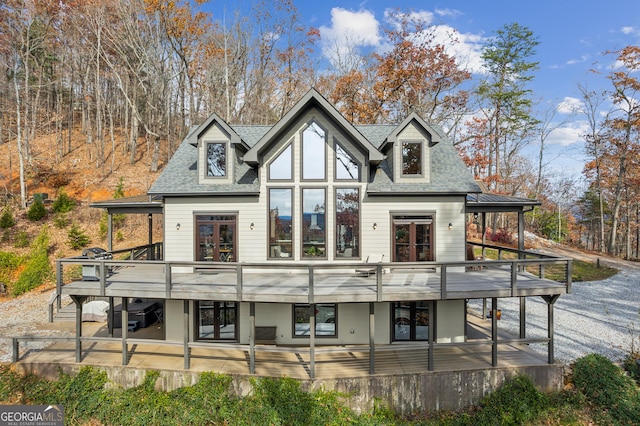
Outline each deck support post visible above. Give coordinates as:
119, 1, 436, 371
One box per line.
107, 213, 113, 252
491, 297, 498, 367
55, 260, 62, 309
482, 298, 487, 319
308, 266, 314, 304
184, 300, 190, 370
147, 214, 153, 259
249, 302, 255, 374
428, 301, 435, 371
309, 304, 315, 379
369, 303, 375, 374
108, 297, 114, 337
519, 297, 526, 338
122, 297, 128, 365
543, 295, 560, 364
71, 296, 86, 362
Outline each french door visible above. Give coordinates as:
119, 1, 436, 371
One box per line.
195, 215, 236, 262
392, 216, 433, 262
196, 301, 237, 341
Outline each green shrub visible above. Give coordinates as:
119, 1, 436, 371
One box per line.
472, 375, 549, 425
573, 353, 640, 424
624, 353, 640, 384
26, 198, 46, 221
53, 213, 69, 229
0, 206, 16, 228
12, 227, 52, 295
51, 188, 76, 213
14, 230, 29, 248
67, 223, 91, 250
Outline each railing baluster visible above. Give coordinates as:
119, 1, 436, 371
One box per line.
308, 265, 315, 304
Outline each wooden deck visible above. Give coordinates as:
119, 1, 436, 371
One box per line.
16, 315, 551, 380
57, 259, 570, 303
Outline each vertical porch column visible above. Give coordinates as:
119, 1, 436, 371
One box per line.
518, 210, 526, 338
184, 300, 190, 370
543, 295, 560, 364
520, 297, 526, 338
71, 296, 86, 362
107, 212, 113, 252
147, 214, 154, 260
309, 304, 316, 379
369, 303, 375, 374
108, 297, 114, 337
491, 297, 498, 367
122, 297, 128, 365
428, 301, 435, 371
481, 212, 488, 319
249, 302, 256, 374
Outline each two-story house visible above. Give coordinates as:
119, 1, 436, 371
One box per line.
32, 89, 570, 412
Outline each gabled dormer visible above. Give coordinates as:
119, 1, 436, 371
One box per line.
185, 113, 249, 186
381, 113, 441, 184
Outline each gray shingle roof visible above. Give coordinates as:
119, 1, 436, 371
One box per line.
148, 138, 259, 196
148, 94, 481, 196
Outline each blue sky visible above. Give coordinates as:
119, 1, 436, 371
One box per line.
209, 0, 640, 181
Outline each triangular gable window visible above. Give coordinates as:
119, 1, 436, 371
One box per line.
268, 143, 292, 180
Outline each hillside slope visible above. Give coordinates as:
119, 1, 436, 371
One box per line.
0, 130, 166, 263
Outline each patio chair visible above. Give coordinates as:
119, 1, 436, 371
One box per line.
355, 254, 385, 277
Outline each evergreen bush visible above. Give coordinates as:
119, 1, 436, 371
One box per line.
52, 188, 76, 213
0, 206, 16, 228
573, 353, 640, 424
67, 223, 91, 250
26, 198, 46, 221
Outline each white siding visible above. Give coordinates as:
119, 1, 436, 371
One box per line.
394, 122, 431, 184
197, 123, 233, 185
361, 195, 466, 262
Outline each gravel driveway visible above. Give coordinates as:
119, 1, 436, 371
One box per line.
470, 260, 640, 364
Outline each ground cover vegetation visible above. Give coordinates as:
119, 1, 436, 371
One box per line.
1, 353, 639, 425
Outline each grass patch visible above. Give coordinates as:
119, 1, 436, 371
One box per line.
474, 247, 618, 282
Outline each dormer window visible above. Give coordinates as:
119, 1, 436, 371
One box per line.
302, 122, 326, 180
402, 141, 422, 176
206, 142, 227, 177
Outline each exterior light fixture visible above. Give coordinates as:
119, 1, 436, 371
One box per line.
373, 223, 377, 230
448, 223, 453, 230
250, 222, 254, 230
176, 223, 181, 231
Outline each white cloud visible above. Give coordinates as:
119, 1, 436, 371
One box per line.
557, 97, 584, 114
319, 8, 381, 49
566, 54, 591, 66
319, 7, 486, 76
435, 8, 463, 18
621, 26, 639, 35
547, 121, 590, 147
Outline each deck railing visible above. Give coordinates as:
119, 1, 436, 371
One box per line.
54, 246, 572, 304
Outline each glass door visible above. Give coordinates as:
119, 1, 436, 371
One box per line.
392, 302, 429, 341
196, 301, 237, 340
196, 215, 236, 262
392, 216, 433, 262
